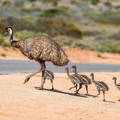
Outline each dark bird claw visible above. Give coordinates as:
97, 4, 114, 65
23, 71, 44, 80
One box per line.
23, 77, 30, 84
35, 87, 44, 90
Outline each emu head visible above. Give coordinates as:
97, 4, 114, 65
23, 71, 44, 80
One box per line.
3, 27, 13, 41
71, 65, 77, 73
112, 77, 117, 81
90, 73, 94, 81
65, 67, 68, 71
90, 73, 94, 77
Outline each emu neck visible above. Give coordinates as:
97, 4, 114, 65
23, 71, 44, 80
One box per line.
9, 30, 13, 41
91, 74, 95, 83
66, 68, 70, 77
114, 79, 117, 85
9, 32, 20, 48
10, 33, 13, 41
11, 41, 20, 48
73, 68, 77, 74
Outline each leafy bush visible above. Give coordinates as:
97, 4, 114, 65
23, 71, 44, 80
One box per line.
0, 21, 7, 33
0, 35, 8, 46
41, 7, 69, 17
36, 18, 82, 38
91, 0, 100, 5
1, 16, 36, 31
88, 10, 120, 25
15, 30, 38, 39
27, 0, 36, 2
0, 53, 6, 57
40, 0, 60, 3
100, 40, 120, 53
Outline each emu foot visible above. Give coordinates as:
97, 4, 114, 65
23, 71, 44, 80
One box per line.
69, 88, 72, 90
85, 93, 89, 96
35, 87, 44, 90
74, 90, 79, 95
103, 99, 106, 102
23, 77, 30, 84
69, 87, 73, 90
50, 88, 54, 91
93, 95, 98, 98
93, 93, 100, 98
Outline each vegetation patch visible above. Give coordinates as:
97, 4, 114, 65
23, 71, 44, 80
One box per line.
0, 35, 8, 46
37, 18, 82, 38
0, 53, 6, 57
0, 21, 7, 34
41, 7, 69, 17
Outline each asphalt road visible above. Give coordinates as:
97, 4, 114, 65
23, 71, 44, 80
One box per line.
0, 59, 120, 74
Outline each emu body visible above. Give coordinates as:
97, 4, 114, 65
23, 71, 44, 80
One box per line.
71, 66, 92, 95
90, 73, 109, 102
65, 67, 82, 94
112, 77, 120, 90
3, 27, 69, 90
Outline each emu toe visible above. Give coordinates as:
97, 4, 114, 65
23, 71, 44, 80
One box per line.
50, 88, 54, 91
118, 99, 120, 102
23, 77, 30, 84
103, 99, 106, 102
69, 88, 72, 90
35, 87, 44, 90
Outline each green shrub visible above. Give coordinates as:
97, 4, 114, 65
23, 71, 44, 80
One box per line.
22, 8, 41, 13
0, 53, 6, 57
41, 7, 69, 17
0, 21, 7, 34
15, 30, 38, 39
0, 35, 8, 46
36, 18, 82, 38
2, 0, 11, 6
40, 0, 60, 3
2, 16, 35, 31
100, 40, 120, 53
97, 54, 107, 59
91, 10, 120, 25
27, 0, 36, 2
91, 0, 100, 5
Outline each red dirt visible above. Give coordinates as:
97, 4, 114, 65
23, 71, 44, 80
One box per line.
0, 72, 120, 120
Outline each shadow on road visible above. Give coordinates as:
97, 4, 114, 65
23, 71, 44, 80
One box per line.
36, 87, 87, 98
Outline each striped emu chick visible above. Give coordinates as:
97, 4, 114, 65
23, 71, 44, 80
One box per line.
71, 66, 92, 95
112, 77, 120, 101
44, 70, 54, 90
65, 67, 82, 94
3, 27, 69, 90
112, 77, 120, 90
90, 73, 109, 102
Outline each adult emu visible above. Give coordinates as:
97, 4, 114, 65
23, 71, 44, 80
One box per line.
3, 27, 69, 90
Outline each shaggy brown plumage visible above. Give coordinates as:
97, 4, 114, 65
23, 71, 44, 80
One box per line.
3, 27, 69, 90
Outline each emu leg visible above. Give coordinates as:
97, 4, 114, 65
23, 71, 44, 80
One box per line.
75, 84, 79, 94
35, 62, 46, 90
85, 85, 88, 95
69, 84, 77, 90
93, 90, 100, 98
76, 84, 82, 94
103, 91, 106, 102
50, 79, 54, 90
23, 62, 42, 84
23, 70, 41, 84
97, 90, 100, 96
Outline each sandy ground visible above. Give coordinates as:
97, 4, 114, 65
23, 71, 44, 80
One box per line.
0, 72, 120, 120
1, 46, 120, 64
